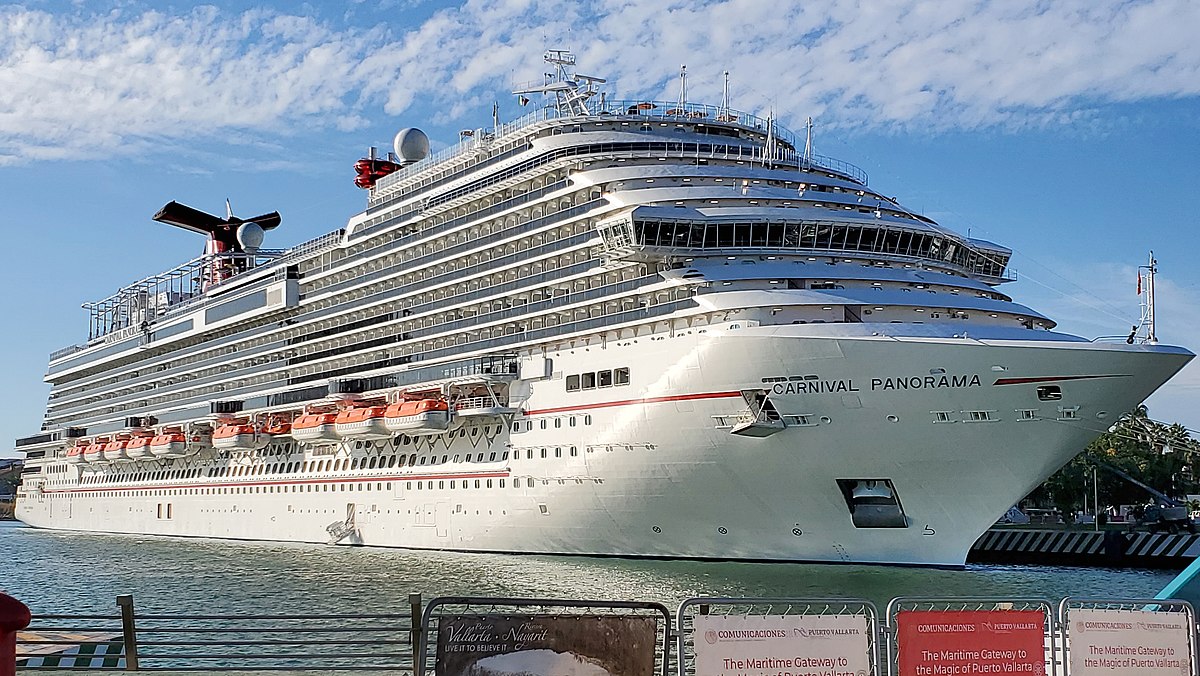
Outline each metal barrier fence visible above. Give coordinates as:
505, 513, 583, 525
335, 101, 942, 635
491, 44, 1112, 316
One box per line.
1059, 597, 1196, 676
417, 597, 672, 676
886, 597, 1059, 676
677, 597, 880, 676
13, 592, 1200, 674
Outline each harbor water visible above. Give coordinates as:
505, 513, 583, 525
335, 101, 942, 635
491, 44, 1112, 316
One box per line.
0, 521, 1176, 614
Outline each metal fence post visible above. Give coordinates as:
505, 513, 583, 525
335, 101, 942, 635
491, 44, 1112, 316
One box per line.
0, 593, 31, 676
409, 593, 423, 676
116, 595, 139, 671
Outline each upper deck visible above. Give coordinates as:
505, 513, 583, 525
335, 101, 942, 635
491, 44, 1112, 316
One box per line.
367, 99, 868, 208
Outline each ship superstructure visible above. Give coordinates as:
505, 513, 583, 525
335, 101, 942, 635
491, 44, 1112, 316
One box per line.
14, 52, 1192, 566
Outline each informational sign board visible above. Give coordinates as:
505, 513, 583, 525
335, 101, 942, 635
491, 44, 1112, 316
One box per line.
894, 609, 1046, 675
1067, 608, 1192, 675
691, 614, 872, 676
435, 614, 658, 676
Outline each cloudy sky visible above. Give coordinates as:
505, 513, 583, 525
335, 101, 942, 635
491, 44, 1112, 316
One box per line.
2, 0, 1199, 456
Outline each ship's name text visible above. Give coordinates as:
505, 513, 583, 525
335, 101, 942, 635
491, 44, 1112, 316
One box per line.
771, 374, 981, 395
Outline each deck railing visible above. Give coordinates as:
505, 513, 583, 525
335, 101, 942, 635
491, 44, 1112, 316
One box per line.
373, 101, 868, 194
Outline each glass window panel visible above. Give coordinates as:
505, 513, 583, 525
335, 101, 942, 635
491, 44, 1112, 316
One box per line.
717, 223, 735, 247
734, 222, 752, 247
750, 221, 769, 247
784, 223, 800, 247
844, 226, 863, 251
801, 224, 818, 248
830, 225, 848, 249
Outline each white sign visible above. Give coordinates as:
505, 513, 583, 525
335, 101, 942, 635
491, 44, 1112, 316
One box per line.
692, 614, 872, 676
1068, 608, 1192, 675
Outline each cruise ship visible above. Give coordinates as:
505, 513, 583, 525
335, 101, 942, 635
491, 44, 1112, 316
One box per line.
14, 51, 1193, 566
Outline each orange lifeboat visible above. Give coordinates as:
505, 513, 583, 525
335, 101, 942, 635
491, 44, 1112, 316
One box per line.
384, 399, 450, 435
83, 438, 108, 464
102, 438, 131, 463
125, 435, 154, 461
213, 423, 263, 451
150, 429, 208, 458
65, 442, 86, 465
292, 412, 339, 443
334, 406, 390, 440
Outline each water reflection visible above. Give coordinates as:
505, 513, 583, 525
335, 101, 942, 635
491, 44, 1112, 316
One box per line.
0, 522, 1173, 614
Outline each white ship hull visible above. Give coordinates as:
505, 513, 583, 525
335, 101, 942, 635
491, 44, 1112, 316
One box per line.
17, 330, 1190, 566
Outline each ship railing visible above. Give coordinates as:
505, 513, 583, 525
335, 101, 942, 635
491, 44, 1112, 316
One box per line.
65, 229, 344, 351
373, 101, 868, 194
16, 593, 422, 672
270, 229, 345, 270
452, 396, 501, 411
49, 344, 87, 361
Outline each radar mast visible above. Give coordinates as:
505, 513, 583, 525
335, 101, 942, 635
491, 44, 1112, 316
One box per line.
512, 49, 606, 116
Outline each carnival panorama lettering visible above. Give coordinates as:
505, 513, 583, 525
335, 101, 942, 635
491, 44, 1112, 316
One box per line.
771, 374, 981, 396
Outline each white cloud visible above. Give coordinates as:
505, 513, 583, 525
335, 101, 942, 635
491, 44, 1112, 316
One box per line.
2, 0, 1200, 163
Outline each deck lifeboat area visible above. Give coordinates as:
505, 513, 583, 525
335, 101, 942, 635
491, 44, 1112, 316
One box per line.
56, 376, 515, 469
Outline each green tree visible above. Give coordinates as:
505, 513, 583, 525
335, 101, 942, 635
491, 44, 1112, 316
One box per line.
1032, 406, 1198, 518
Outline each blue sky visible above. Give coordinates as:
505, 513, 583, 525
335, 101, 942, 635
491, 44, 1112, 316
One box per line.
3, 0, 1200, 457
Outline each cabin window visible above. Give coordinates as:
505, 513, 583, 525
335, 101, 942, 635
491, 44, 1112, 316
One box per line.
614, 367, 630, 385
566, 375, 580, 392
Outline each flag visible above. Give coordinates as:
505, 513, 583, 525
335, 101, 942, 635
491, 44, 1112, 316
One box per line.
1137, 270, 1142, 295
518, 95, 530, 106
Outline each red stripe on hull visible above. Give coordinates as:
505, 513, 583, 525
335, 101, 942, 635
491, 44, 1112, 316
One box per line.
525, 390, 742, 416
992, 374, 1129, 386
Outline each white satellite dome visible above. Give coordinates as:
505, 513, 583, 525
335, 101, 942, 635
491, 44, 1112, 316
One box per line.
237, 221, 265, 252
393, 128, 430, 164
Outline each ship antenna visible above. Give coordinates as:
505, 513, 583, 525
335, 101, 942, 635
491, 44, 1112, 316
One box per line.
678, 65, 687, 110
721, 70, 730, 114
803, 117, 814, 166
764, 111, 775, 168
1139, 251, 1158, 344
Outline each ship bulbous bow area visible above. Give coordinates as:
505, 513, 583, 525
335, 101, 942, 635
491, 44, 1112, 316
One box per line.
677, 327, 1193, 566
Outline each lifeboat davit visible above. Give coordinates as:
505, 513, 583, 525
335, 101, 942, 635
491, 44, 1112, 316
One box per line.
82, 439, 108, 464
65, 443, 86, 465
213, 423, 265, 452
150, 430, 208, 458
262, 419, 292, 437
384, 399, 450, 436
292, 412, 340, 443
125, 435, 154, 461
334, 406, 390, 440
102, 438, 132, 463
